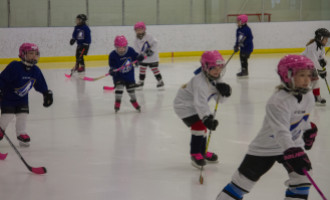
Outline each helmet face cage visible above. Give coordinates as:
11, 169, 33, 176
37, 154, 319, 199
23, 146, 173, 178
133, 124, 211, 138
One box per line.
19, 43, 40, 66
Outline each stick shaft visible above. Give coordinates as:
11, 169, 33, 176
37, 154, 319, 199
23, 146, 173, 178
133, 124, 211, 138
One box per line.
303, 169, 327, 200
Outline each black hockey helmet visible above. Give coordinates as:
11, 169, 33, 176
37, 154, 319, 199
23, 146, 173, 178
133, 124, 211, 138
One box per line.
315, 28, 330, 42
76, 14, 88, 22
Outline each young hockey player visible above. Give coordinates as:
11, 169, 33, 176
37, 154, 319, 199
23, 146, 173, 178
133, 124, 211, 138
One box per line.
0, 43, 53, 146
173, 50, 232, 169
301, 28, 330, 106
69, 14, 91, 76
109, 35, 144, 113
133, 21, 164, 89
216, 55, 317, 200
234, 14, 254, 78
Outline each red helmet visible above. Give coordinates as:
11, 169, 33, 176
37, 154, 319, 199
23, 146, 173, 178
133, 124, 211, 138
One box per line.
19, 43, 40, 66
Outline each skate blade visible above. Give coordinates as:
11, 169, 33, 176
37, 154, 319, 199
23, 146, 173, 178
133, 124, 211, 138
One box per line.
191, 161, 205, 169
19, 141, 30, 147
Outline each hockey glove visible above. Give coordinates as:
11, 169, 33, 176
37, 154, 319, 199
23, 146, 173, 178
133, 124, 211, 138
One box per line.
145, 48, 154, 57
202, 115, 219, 131
109, 68, 116, 76
137, 54, 145, 62
319, 58, 327, 68
317, 68, 327, 79
70, 38, 76, 45
233, 45, 239, 53
283, 147, 311, 175
43, 90, 53, 107
303, 122, 318, 150
216, 83, 232, 97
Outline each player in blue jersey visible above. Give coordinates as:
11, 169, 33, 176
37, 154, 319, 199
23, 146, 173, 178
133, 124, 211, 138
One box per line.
0, 43, 53, 146
70, 14, 91, 75
234, 14, 254, 78
108, 35, 144, 113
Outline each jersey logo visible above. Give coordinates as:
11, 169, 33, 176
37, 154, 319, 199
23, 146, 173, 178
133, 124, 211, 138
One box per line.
141, 41, 151, 53
290, 114, 309, 131
207, 93, 217, 102
120, 58, 133, 73
15, 79, 36, 97
77, 30, 85, 40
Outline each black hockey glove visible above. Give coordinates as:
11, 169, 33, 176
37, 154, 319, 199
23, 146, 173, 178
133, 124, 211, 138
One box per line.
109, 68, 116, 76
319, 58, 327, 68
202, 115, 219, 131
136, 54, 145, 62
233, 45, 239, 53
70, 38, 76, 45
145, 48, 154, 57
303, 122, 318, 150
43, 90, 53, 107
215, 83, 232, 97
317, 68, 327, 79
283, 147, 311, 175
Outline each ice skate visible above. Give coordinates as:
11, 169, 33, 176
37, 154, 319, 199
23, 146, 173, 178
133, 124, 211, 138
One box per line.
315, 95, 326, 106
77, 65, 85, 79
130, 100, 141, 112
236, 70, 248, 78
114, 101, 121, 113
17, 134, 30, 147
191, 153, 206, 169
135, 81, 144, 90
156, 80, 164, 89
204, 152, 219, 163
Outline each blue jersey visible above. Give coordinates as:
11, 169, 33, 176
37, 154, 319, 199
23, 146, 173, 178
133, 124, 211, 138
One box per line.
72, 24, 91, 45
0, 61, 49, 107
235, 24, 254, 53
108, 47, 139, 84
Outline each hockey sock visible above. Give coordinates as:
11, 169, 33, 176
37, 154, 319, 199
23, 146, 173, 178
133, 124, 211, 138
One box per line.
150, 66, 162, 80
139, 66, 147, 81
221, 182, 248, 200
201, 136, 207, 154
190, 135, 204, 154
16, 113, 28, 137
127, 86, 137, 101
115, 84, 124, 102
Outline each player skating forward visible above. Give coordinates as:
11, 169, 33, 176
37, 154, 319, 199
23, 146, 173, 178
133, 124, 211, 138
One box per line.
0, 43, 53, 146
109, 35, 145, 113
70, 14, 91, 76
301, 28, 330, 106
133, 22, 164, 89
216, 55, 317, 200
234, 15, 254, 78
173, 51, 232, 169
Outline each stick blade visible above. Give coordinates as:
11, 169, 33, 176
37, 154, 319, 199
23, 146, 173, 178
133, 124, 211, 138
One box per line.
31, 167, 47, 175
83, 77, 94, 81
0, 152, 8, 160
199, 175, 204, 184
103, 86, 115, 91
64, 74, 71, 78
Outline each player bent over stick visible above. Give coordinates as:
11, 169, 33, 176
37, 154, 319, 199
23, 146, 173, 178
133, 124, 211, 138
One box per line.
173, 50, 232, 169
108, 35, 145, 113
0, 43, 53, 147
216, 55, 318, 200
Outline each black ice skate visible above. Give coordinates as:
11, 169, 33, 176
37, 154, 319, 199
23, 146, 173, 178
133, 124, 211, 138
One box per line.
156, 80, 164, 89
315, 95, 326, 106
236, 70, 248, 78
17, 134, 30, 147
135, 81, 144, 90
191, 153, 206, 169
204, 152, 219, 163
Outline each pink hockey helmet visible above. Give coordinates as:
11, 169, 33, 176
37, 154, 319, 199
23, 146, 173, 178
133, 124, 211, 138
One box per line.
201, 50, 225, 71
134, 21, 146, 30
114, 35, 128, 47
277, 55, 314, 84
19, 43, 40, 66
237, 14, 248, 24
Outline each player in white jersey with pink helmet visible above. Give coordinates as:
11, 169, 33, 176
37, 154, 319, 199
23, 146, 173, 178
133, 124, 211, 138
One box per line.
216, 55, 318, 200
133, 21, 164, 89
301, 28, 330, 106
173, 51, 232, 168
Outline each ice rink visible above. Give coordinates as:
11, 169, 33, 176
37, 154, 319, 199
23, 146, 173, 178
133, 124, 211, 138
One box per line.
0, 54, 329, 200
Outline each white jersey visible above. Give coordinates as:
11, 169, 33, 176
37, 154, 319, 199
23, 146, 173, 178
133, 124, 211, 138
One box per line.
134, 33, 159, 63
173, 72, 226, 120
301, 41, 326, 70
247, 89, 315, 156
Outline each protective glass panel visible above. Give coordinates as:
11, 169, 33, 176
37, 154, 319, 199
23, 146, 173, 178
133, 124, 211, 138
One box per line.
10, 0, 47, 27
51, 0, 86, 27
89, 0, 122, 26
159, 0, 190, 25
0, 0, 8, 27
125, 0, 157, 26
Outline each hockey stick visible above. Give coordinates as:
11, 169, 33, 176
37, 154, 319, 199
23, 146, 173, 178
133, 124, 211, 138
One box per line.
199, 95, 220, 184
103, 86, 115, 91
325, 47, 330, 55
0, 152, 8, 160
0, 129, 47, 174
65, 48, 86, 78
225, 51, 236, 67
303, 169, 327, 200
83, 58, 144, 82
324, 78, 330, 94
